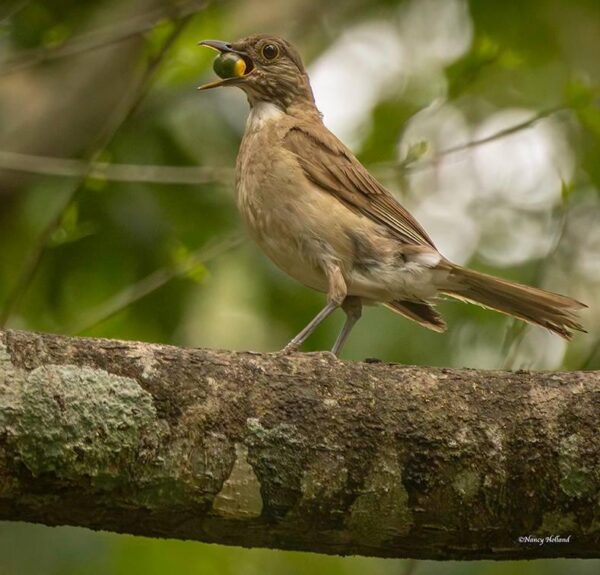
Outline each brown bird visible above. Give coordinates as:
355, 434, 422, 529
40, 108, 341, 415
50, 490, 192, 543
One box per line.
199, 34, 586, 356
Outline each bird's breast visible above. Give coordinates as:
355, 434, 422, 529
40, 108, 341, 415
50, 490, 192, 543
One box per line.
235, 118, 351, 291
235, 112, 444, 301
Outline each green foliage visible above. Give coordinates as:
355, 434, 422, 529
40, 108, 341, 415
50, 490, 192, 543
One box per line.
358, 99, 421, 164
49, 202, 96, 247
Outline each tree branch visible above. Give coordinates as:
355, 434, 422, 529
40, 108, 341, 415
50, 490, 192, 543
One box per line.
0, 329, 598, 560
370, 106, 568, 175
403, 106, 565, 171
0, 108, 563, 186
0, 15, 191, 327
0, 151, 234, 185
0, 0, 208, 76
67, 233, 242, 335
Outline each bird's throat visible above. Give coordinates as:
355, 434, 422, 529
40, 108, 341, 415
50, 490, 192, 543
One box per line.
247, 101, 286, 131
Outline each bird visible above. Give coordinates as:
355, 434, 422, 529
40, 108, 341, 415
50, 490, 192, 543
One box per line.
198, 34, 586, 356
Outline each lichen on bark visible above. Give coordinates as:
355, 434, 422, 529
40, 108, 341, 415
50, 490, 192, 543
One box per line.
0, 329, 599, 560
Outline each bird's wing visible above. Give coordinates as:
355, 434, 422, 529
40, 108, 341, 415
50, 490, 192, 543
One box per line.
283, 122, 436, 248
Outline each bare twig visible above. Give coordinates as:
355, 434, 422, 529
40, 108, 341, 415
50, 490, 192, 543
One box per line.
0, 151, 233, 185
0, 108, 567, 185
0, 16, 193, 327
412, 107, 563, 167
375, 106, 568, 174
0, 0, 208, 76
68, 233, 243, 335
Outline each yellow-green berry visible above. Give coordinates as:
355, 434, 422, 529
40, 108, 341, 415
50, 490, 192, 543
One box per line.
213, 53, 246, 79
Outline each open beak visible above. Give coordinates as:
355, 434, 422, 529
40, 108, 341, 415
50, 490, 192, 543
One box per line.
197, 39, 253, 90
199, 39, 235, 53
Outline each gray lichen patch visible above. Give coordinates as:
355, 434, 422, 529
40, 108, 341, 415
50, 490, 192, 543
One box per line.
347, 443, 413, 545
11, 363, 158, 478
117, 430, 236, 511
587, 496, 600, 535
0, 343, 22, 428
528, 385, 565, 433
301, 451, 348, 501
0, 343, 21, 497
127, 344, 158, 380
540, 510, 578, 534
453, 469, 480, 501
0, 342, 11, 366
245, 418, 307, 516
559, 434, 596, 498
212, 443, 263, 518
409, 370, 440, 393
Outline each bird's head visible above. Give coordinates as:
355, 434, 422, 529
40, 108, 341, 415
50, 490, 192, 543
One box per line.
198, 34, 316, 112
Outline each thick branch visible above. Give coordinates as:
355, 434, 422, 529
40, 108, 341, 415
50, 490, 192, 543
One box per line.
0, 329, 598, 560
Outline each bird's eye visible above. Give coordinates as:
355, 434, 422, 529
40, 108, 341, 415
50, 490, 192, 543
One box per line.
261, 43, 279, 60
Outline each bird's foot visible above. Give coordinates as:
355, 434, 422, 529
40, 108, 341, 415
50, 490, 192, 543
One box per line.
329, 346, 340, 358
278, 342, 300, 355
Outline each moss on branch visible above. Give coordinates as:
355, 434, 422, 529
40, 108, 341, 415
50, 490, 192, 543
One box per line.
0, 329, 599, 560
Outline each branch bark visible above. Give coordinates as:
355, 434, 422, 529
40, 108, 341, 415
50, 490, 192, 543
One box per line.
0, 329, 599, 560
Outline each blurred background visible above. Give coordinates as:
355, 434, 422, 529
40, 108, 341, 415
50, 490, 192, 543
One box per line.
0, 0, 599, 573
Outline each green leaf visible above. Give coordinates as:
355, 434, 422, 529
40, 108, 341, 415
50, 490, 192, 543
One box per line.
184, 261, 207, 284
445, 35, 502, 98
50, 203, 96, 247
402, 140, 429, 165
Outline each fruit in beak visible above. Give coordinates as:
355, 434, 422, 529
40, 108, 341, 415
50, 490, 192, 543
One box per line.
198, 39, 253, 90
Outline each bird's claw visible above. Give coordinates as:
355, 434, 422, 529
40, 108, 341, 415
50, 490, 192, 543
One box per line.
277, 343, 299, 356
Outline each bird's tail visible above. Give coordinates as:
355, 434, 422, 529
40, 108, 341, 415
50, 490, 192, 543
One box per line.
442, 264, 586, 339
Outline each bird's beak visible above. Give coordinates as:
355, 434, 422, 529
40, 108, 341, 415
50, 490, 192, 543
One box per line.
197, 39, 253, 90
199, 39, 235, 53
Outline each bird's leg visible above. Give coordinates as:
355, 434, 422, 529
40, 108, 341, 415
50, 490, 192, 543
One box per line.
282, 264, 346, 353
331, 296, 362, 356
282, 300, 338, 353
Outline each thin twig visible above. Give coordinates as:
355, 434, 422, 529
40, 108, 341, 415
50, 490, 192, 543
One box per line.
68, 233, 243, 335
0, 187, 73, 328
0, 151, 233, 185
0, 108, 566, 185
375, 106, 567, 174
0, 0, 207, 76
411, 107, 564, 167
0, 16, 193, 327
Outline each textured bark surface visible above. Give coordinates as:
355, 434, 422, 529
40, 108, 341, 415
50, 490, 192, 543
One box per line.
0, 329, 599, 560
